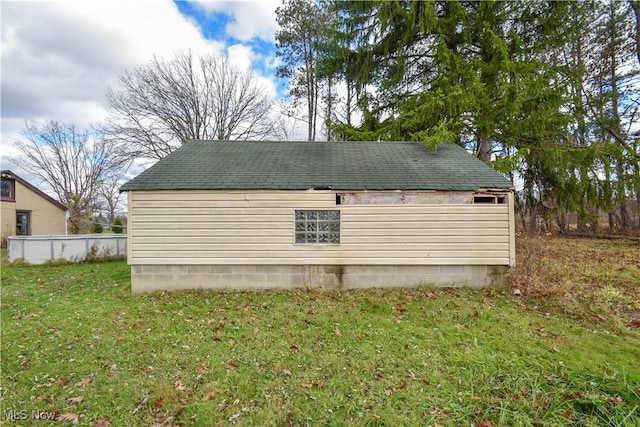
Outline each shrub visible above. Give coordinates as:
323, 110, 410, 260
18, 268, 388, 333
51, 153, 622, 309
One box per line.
112, 217, 124, 234
92, 221, 103, 234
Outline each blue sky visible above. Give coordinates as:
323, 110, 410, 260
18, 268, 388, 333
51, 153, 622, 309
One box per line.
174, 0, 282, 80
1, 0, 290, 172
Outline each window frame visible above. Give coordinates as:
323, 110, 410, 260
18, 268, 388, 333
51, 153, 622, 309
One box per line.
294, 209, 341, 245
16, 210, 31, 236
1, 178, 15, 201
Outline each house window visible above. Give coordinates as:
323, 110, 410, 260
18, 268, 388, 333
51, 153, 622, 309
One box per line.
473, 195, 506, 204
1, 178, 14, 201
16, 211, 30, 235
295, 210, 340, 244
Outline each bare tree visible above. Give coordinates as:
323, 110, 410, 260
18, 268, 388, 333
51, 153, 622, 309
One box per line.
97, 170, 129, 227
106, 50, 278, 159
11, 121, 132, 233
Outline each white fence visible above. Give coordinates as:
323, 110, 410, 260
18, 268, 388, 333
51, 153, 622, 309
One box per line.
7, 235, 127, 264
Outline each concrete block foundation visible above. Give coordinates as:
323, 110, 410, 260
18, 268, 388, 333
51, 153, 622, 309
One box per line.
131, 264, 509, 293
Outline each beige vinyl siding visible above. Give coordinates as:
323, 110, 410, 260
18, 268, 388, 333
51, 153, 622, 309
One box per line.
128, 190, 512, 266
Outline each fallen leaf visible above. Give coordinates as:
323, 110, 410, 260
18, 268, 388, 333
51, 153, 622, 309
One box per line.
300, 383, 313, 388
393, 304, 406, 313
153, 397, 164, 408
55, 378, 69, 386
57, 413, 79, 423
610, 395, 624, 405
562, 392, 581, 400
202, 390, 217, 402
225, 362, 238, 370
281, 369, 292, 376
334, 328, 342, 336
175, 381, 186, 391
362, 402, 373, 409
385, 389, 393, 396
478, 420, 494, 427
67, 396, 84, 404
75, 377, 90, 387
94, 416, 111, 426
560, 409, 574, 418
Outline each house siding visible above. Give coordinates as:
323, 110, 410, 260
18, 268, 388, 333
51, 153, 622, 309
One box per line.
128, 190, 512, 265
1, 180, 66, 241
128, 190, 513, 292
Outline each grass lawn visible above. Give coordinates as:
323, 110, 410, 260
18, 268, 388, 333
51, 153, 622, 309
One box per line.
1, 237, 639, 426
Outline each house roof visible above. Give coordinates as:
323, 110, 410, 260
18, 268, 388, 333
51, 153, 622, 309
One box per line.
120, 140, 513, 192
1, 170, 68, 211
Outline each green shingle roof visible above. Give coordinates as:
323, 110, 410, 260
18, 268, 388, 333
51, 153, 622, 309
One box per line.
120, 140, 513, 192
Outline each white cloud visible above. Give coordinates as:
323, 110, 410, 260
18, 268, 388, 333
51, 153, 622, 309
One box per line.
227, 43, 257, 71
193, 0, 280, 42
0, 0, 292, 179
0, 0, 224, 172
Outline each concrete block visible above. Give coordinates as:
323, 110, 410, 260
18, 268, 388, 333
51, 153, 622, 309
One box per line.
129, 263, 511, 292
291, 274, 309, 288
188, 265, 211, 274
141, 265, 165, 274
173, 275, 201, 290
267, 274, 290, 287
346, 274, 381, 288
198, 274, 222, 287
463, 265, 486, 275
131, 274, 158, 293
243, 274, 268, 288
220, 274, 245, 287
209, 265, 233, 274
257, 265, 280, 275
425, 274, 450, 286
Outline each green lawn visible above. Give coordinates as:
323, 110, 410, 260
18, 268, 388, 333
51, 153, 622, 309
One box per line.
1, 239, 639, 426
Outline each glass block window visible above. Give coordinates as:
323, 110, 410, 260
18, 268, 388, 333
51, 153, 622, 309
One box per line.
295, 210, 340, 244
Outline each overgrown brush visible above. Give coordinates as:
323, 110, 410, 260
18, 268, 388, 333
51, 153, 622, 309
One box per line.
510, 234, 640, 328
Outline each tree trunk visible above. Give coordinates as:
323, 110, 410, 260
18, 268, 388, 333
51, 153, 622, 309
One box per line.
476, 134, 492, 162
630, 0, 640, 65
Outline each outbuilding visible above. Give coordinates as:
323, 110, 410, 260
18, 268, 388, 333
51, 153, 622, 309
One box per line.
120, 140, 515, 293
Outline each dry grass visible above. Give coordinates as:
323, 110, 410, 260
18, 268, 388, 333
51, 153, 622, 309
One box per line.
510, 234, 640, 328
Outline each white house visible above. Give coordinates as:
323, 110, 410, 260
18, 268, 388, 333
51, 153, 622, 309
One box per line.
120, 141, 515, 293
